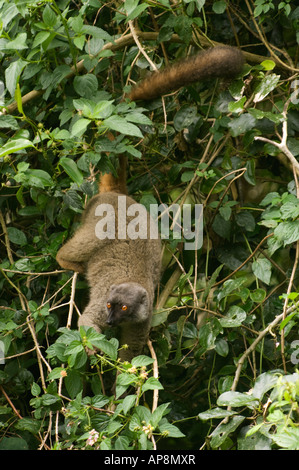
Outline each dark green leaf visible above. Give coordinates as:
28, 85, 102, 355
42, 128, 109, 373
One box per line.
252, 258, 272, 285
228, 114, 256, 137
7, 227, 27, 246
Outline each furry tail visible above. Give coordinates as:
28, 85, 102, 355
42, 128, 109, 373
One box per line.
129, 46, 244, 101
99, 132, 127, 194
99, 155, 127, 194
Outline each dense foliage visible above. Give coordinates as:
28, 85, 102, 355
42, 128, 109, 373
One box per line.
0, 0, 299, 451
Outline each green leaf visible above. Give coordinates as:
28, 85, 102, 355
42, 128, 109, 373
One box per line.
151, 403, 170, 428
52, 65, 71, 86
7, 227, 27, 246
43, 4, 57, 28
174, 105, 198, 131
254, 73, 280, 103
5, 59, 27, 96
228, 96, 247, 113
212, 0, 227, 14
59, 157, 84, 186
0, 115, 19, 130
27, 169, 53, 188
250, 288, 266, 303
70, 118, 91, 137
228, 114, 256, 137
32, 31, 52, 48
41, 394, 61, 406
125, 3, 148, 21
88, 333, 118, 360
126, 112, 152, 126
85, 37, 104, 56
215, 338, 229, 357
235, 211, 256, 232
6, 33, 28, 51
15, 83, 24, 115
198, 407, 237, 421
65, 341, 84, 355
0, 138, 34, 157
103, 115, 143, 138
212, 214, 231, 240
274, 220, 299, 246
251, 372, 278, 400
261, 60, 276, 70
0, 437, 28, 450
65, 369, 83, 399
239, 425, 272, 450
15, 417, 41, 435
252, 258, 272, 285
210, 416, 245, 449
47, 367, 67, 381
131, 355, 154, 367
122, 394, 136, 415
219, 306, 247, 328
141, 377, 164, 393
272, 428, 299, 450
31, 382, 41, 397
217, 391, 259, 407
159, 421, 185, 438
280, 201, 299, 220
73, 74, 98, 98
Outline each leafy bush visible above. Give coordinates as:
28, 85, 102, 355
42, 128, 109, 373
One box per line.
0, 0, 299, 451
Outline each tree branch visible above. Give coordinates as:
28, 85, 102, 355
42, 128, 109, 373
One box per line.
2, 32, 291, 116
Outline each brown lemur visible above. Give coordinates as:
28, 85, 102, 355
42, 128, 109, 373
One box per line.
56, 46, 244, 361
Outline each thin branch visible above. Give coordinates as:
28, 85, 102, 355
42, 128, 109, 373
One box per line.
0, 211, 14, 265
255, 100, 299, 177
66, 272, 78, 328
128, 22, 158, 72
0, 385, 23, 419
147, 339, 159, 413
231, 300, 299, 392
2, 31, 291, 116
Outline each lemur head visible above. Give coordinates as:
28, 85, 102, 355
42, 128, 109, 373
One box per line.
106, 283, 149, 326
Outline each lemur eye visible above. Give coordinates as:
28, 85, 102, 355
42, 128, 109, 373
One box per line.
121, 305, 128, 311
107, 302, 111, 309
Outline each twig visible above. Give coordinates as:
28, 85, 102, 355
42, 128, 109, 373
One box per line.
244, 0, 299, 73
231, 300, 299, 392
0, 211, 14, 265
255, 99, 299, 177
128, 21, 158, 72
147, 339, 159, 413
0, 385, 23, 419
66, 272, 78, 328
3, 31, 291, 116
156, 266, 182, 310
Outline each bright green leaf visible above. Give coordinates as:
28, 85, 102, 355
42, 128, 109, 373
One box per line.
103, 115, 143, 138
59, 157, 84, 186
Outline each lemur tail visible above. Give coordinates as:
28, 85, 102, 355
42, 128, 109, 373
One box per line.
129, 46, 244, 101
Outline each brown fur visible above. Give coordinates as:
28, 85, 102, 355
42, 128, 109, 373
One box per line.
57, 45, 243, 360
56, 192, 161, 361
129, 46, 244, 101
